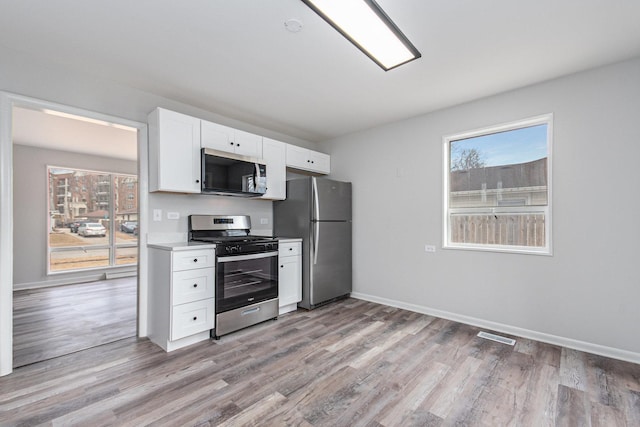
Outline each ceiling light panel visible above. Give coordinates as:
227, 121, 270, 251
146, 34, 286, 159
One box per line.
302, 0, 421, 70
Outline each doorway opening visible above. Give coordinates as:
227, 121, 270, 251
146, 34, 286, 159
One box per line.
11, 105, 140, 368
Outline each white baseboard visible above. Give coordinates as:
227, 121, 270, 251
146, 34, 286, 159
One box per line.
350, 291, 640, 365
14, 274, 104, 291
14, 268, 137, 291
105, 270, 137, 280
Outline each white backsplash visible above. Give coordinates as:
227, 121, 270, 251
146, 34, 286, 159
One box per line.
148, 192, 273, 242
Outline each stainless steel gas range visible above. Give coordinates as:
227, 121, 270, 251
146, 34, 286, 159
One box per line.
188, 215, 278, 339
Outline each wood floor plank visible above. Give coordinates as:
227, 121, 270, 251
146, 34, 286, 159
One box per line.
377, 360, 449, 426
2, 297, 639, 426
427, 356, 484, 419
517, 362, 560, 426
559, 348, 588, 392
555, 384, 591, 427
590, 399, 626, 427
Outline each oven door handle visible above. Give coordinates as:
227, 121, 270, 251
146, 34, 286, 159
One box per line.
217, 251, 278, 263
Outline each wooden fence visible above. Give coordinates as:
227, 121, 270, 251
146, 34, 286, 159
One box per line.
450, 213, 545, 247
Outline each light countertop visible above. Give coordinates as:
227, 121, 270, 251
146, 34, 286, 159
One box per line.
147, 242, 216, 251
148, 237, 300, 251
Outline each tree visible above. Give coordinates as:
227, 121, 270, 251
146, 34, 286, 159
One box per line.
450, 147, 486, 171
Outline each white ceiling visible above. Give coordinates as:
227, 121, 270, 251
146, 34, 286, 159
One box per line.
12, 107, 138, 161
2, 0, 640, 143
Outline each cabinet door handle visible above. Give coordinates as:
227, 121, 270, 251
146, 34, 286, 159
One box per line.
193, 258, 198, 263
229, 142, 234, 145
193, 283, 198, 288
195, 179, 200, 183
193, 316, 197, 321
289, 247, 293, 251
280, 265, 284, 268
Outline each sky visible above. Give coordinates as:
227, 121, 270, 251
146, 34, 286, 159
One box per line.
451, 124, 548, 167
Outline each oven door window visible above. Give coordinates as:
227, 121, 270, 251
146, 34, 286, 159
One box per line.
217, 252, 278, 312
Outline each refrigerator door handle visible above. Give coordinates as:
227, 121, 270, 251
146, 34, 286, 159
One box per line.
313, 220, 319, 265
312, 177, 320, 264
312, 177, 320, 221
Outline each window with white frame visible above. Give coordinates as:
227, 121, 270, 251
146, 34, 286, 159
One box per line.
443, 115, 552, 254
47, 166, 139, 273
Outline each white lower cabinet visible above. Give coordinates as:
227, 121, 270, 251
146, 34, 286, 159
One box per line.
278, 239, 302, 315
148, 245, 215, 351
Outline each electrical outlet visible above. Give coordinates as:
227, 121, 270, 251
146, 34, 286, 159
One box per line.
260, 218, 269, 225
424, 245, 436, 253
153, 209, 162, 221
167, 212, 180, 220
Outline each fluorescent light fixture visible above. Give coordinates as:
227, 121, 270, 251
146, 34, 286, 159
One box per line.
302, 0, 421, 71
40, 109, 137, 132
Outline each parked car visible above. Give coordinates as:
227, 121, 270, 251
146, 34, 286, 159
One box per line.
120, 221, 137, 233
69, 220, 89, 233
132, 225, 138, 236
78, 222, 106, 237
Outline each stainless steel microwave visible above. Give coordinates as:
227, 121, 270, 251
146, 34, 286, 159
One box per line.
201, 148, 267, 197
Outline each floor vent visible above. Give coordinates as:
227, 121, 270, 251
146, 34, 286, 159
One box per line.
477, 331, 516, 346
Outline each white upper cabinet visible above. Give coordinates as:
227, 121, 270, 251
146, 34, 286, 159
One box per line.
286, 144, 331, 175
261, 138, 286, 200
148, 108, 202, 193
201, 120, 262, 158
148, 107, 331, 196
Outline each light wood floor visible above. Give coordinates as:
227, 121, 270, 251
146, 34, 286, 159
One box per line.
13, 278, 137, 367
2, 298, 639, 426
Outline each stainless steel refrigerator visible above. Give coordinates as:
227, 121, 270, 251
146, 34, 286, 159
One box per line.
274, 177, 352, 309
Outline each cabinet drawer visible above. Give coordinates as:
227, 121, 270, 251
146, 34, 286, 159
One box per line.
279, 242, 300, 257
172, 268, 215, 305
172, 249, 215, 271
171, 299, 214, 341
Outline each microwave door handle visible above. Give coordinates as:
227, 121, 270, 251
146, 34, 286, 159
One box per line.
254, 163, 260, 191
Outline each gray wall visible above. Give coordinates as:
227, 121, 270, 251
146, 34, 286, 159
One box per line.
320, 57, 640, 356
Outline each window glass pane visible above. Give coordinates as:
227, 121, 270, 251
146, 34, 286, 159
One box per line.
116, 226, 138, 243
115, 175, 138, 245
50, 247, 110, 271
449, 124, 548, 208
116, 246, 138, 266
450, 213, 546, 247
